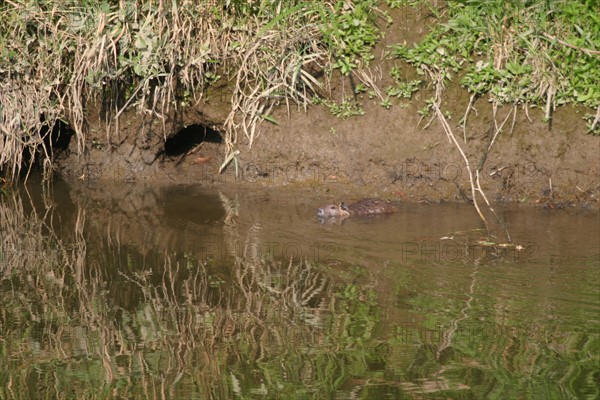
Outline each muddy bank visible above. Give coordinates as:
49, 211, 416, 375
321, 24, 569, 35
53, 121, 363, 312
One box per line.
238, 97, 600, 209
54, 85, 600, 210
53, 7, 599, 210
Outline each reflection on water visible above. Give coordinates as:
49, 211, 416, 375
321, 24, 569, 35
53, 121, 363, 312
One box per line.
1, 179, 598, 399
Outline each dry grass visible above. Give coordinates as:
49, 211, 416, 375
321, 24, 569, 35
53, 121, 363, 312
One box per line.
0, 188, 342, 397
0, 0, 347, 180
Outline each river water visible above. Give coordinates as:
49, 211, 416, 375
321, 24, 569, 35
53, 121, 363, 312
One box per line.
1, 180, 598, 399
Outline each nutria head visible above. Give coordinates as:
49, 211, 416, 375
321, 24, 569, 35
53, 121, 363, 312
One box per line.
317, 202, 350, 218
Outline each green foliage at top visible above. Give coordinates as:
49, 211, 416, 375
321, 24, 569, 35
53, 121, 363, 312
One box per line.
319, 0, 380, 75
391, 0, 600, 131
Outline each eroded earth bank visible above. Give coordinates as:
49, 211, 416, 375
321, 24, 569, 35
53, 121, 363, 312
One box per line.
54, 87, 600, 210
52, 6, 599, 210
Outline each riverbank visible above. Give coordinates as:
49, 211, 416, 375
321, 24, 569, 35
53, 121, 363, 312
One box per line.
2, 1, 598, 208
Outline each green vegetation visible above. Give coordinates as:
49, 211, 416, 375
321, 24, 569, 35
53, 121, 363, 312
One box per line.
391, 0, 600, 133
322, 0, 380, 74
385, 66, 422, 105
0, 0, 598, 181
313, 96, 366, 118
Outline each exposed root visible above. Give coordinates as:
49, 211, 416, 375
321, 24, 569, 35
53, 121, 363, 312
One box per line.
424, 59, 511, 240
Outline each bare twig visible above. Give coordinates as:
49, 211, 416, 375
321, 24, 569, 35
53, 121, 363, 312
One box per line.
434, 103, 489, 226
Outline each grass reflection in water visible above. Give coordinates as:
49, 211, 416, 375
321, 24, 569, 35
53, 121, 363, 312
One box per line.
0, 188, 598, 399
0, 190, 385, 399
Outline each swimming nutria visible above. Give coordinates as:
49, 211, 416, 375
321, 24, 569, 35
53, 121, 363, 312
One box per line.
317, 198, 398, 218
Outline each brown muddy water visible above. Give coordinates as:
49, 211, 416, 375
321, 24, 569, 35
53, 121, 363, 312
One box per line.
1, 179, 598, 399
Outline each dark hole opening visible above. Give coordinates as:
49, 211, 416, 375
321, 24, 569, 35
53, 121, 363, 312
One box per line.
9, 118, 75, 178
23, 118, 74, 170
46, 119, 74, 153
164, 124, 222, 157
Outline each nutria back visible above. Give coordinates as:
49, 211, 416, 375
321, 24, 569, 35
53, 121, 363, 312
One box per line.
317, 198, 397, 219
347, 198, 398, 215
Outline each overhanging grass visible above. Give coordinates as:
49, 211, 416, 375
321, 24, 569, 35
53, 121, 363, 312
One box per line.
0, 0, 382, 179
